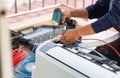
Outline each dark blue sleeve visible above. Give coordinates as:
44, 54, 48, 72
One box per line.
91, 0, 120, 33
86, 0, 110, 19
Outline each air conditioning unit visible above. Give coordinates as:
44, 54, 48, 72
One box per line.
33, 37, 120, 78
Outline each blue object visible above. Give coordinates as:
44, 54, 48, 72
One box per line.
52, 8, 77, 30
14, 55, 35, 78
20, 55, 35, 75
74, 41, 109, 61
52, 8, 62, 25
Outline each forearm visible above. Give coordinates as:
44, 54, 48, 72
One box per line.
70, 9, 89, 18
76, 24, 95, 36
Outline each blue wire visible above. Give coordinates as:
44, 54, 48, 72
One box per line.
79, 46, 109, 60
20, 55, 35, 75
14, 64, 31, 78
14, 70, 31, 78
74, 42, 109, 61
14, 55, 35, 78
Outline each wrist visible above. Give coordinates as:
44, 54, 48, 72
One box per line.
76, 24, 96, 36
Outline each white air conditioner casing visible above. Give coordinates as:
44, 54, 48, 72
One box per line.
32, 39, 120, 78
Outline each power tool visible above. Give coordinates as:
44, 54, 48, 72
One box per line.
52, 8, 77, 30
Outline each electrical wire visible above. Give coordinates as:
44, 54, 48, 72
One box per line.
74, 42, 109, 61
14, 55, 35, 78
20, 55, 35, 75
81, 38, 120, 57
12, 46, 28, 67
19, 44, 36, 75
81, 46, 109, 61
15, 38, 43, 77
14, 67, 31, 78
14, 44, 36, 78
13, 27, 47, 78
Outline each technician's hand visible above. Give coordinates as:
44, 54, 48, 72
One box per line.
62, 11, 71, 25
60, 29, 79, 44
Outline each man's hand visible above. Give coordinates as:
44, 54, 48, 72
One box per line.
62, 11, 71, 25
60, 29, 79, 44
60, 24, 96, 44
62, 9, 88, 24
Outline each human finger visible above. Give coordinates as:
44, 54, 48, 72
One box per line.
60, 30, 66, 35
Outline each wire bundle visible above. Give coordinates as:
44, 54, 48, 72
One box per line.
14, 55, 35, 78
82, 38, 120, 57
12, 46, 28, 67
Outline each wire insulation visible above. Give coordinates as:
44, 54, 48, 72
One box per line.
14, 55, 35, 78
81, 38, 120, 57
74, 42, 109, 60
